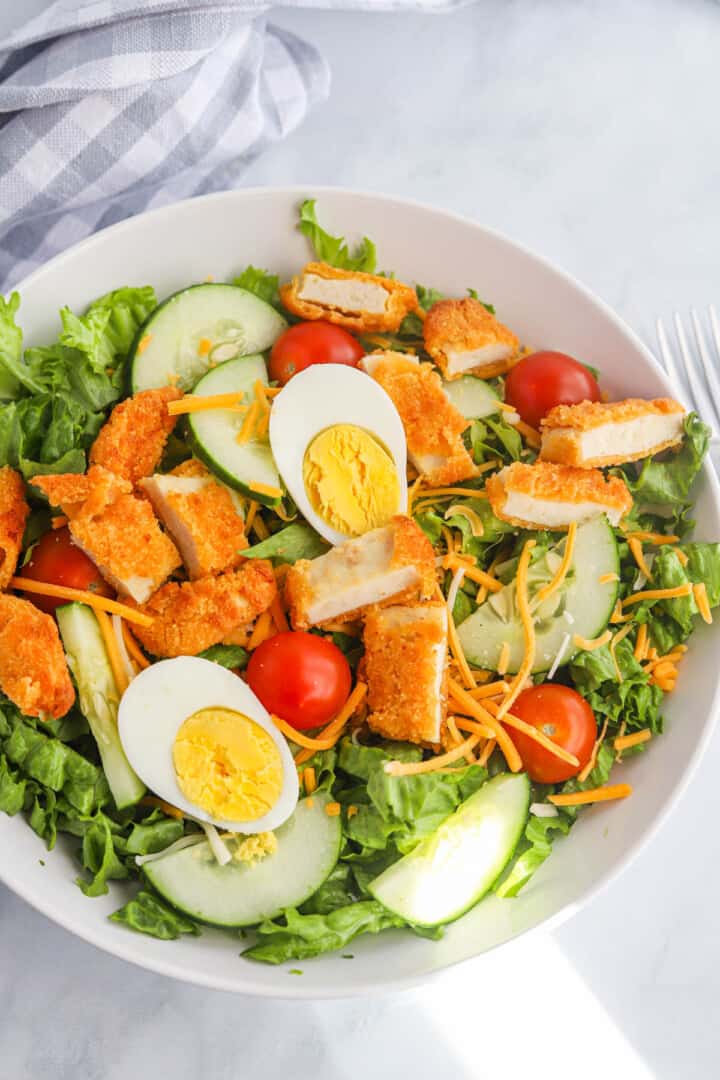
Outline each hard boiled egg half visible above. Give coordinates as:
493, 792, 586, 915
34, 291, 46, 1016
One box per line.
269, 363, 408, 546
118, 657, 298, 833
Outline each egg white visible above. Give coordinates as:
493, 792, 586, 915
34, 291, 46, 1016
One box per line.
118, 657, 298, 833
269, 363, 408, 545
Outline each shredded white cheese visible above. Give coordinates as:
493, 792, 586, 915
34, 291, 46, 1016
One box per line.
134, 834, 203, 867
547, 632, 571, 680
530, 802, 559, 817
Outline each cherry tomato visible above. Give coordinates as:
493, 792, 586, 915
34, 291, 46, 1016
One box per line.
269, 321, 364, 385
18, 527, 111, 614
505, 683, 596, 784
246, 630, 352, 730
504, 351, 601, 429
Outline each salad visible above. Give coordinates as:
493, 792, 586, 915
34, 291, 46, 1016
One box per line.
0, 200, 717, 967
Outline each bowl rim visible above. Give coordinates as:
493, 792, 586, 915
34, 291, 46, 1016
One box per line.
3, 184, 719, 998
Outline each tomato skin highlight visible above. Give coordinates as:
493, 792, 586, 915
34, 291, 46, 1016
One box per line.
18, 527, 112, 614
269, 321, 364, 385
505, 683, 596, 784
505, 350, 601, 429
246, 630, 352, 731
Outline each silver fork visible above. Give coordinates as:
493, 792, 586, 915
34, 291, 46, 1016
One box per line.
656, 306, 720, 438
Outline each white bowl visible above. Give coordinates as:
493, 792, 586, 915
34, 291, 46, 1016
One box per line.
2, 187, 718, 997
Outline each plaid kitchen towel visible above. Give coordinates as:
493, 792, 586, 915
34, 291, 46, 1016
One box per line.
0, 0, 472, 290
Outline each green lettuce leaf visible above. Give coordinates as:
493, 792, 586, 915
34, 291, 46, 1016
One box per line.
298, 200, 377, 273
0, 754, 28, 815
0, 292, 38, 398
299, 863, 356, 915
569, 639, 663, 734
124, 814, 184, 856
469, 416, 522, 464
233, 266, 281, 308
243, 901, 403, 964
628, 543, 720, 653
197, 644, 248, 670
243, 522, 328, 565
110, 889, 201, 939
496, 813, 572, 898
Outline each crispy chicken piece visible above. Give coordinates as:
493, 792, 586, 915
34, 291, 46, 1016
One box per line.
279, 261, 418, 333
129, 561, 277, 657
89, 386, 183, 484
423, 297, 520, 380
0, 595, 75, 719
540, 398, 686, 468
285, 515, 436, 630
140, 460, 247, 579
33, 466, 181, 603
486, 461, 632, 530
361, 351, 476, 486
0, 467, 29, 589
364, 601, 448, 744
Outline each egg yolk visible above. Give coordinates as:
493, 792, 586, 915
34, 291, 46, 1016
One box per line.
302, 424, 399, 536
172, 708, 283, 822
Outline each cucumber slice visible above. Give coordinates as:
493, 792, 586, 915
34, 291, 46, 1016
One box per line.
143, 795, 342, 928
56, 603, 145, 809
442, 376, 500, 419
457, 516, 619, 674
187, 354, 282, 504
369, 773, 530, 927
130, 284, 287, 394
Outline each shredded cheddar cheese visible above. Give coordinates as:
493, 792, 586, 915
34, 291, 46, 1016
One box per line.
624, 531, 680, 545
347, 805, 358, 818
325, 802, 341, 816
533, 522, 577, 608
609, 622, 634, 681
614, 728, 651, 752
244, 500, 259, 534
9, 577, 153, 627
121, 621, 150, 670
572, 629, 613, 652
167, 391, 243, 416
269, 595, 289, 633
621, 583, 693, 608
693, 582, 713, 624
407, 474, 424, 513
548, 784, 632, 807
479, 738, 496, 766
510, 418, 541, 448
141, 796, 183, 820
51, 515, 68, 530
444, 504, 485, 537
384, 734, 480, 776
248, 481, 283, 500
598, 572, 620, 585
496, 539, 535, 720
634, 623, 649, 662
236, 399, 261, 444
675, 549, 689, 567
577, 716, 608, 783
497, 641, 511, 676
251, 515, 270, 541
94, 609, 130, 695
137, 333, 152, 354
444, 554, 502, 593
198, 337, 213, 356
468, 680, 511, 700
293, 683, 368, 764
628, 537, 653, 580
448, 678, 522, 772
248, 610, 274, 651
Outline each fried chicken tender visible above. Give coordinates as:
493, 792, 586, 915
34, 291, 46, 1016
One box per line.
140, 460, 247, 579
129, 561, 277, 657
486, 461, 633, 530
0, 467, 29, 589
33, 466, 181, 603
0, 595, 75, 719
364, 601, 448, 745
89, 386, 183, 484
279, 261, 418, 333
361, 351, 476, 486
423, 297, 520, 380
540, 398, 686, 468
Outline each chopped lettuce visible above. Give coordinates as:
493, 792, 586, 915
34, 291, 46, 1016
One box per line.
232, 266, 281, 309
469, 416, 523, 464
242, 522, 328, 564
298, 200, 377, 274
111, 889, 201, 940
569, 638, 664, 734
243, 902, 404, 964
196, 644, 248, 671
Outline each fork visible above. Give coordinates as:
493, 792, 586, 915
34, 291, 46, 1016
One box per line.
656, 306, 720, 439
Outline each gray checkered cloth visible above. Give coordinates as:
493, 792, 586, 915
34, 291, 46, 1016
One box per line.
3, 0, 465, 291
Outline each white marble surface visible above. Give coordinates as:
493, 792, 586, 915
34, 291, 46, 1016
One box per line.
2, 1, 720, 1077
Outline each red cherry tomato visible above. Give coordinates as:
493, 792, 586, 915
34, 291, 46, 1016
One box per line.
504, 351, 601, 429
269, 321, 364, 385
18, 527, 112, 614
246, 630, 352, 731
505, 684, 596, 784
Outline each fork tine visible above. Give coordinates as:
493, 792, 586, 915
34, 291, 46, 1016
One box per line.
656, 316, 686, 393
710, 304, 720, 363
673, 312, 720, 430
691, 308, 720, 417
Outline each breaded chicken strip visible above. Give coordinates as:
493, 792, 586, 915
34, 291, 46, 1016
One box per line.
279, 261, 418, 333
423, 297, 520, 380
285, 515, 436, 630
364, 601, 448, 745
361, 351, 476, 486
33, 466, 181, 603
0, 595, 75, 719
0, 467, 29, 589
140, 459, 247, 579
486, 461, 632, 530
129, 561, 276, 657
540, 398, 685, 468
90, 386, 183, 484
